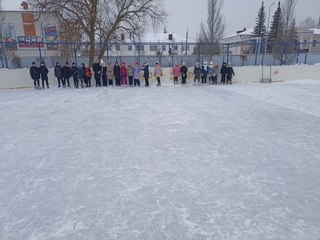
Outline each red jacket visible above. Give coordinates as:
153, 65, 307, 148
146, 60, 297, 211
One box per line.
120, 66, 127, 78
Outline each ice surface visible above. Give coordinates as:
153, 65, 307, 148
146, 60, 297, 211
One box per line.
1, 80, 320, 240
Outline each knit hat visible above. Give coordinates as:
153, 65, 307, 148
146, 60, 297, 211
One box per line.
32, 61, 36, 65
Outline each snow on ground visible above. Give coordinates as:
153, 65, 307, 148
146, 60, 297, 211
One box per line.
0, 80, 320, 240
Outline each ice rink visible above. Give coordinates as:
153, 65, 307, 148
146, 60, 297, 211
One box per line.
1, 80, 320, 240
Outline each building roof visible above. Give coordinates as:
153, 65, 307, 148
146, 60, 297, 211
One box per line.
310, 29, 320, 35
224, 28, 254, 39
137, 32, 195, 44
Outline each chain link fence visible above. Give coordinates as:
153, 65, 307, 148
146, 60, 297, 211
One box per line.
1, 41, 320, 69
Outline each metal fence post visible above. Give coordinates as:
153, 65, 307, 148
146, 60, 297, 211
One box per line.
295, 42, 300, 64
226, 44, 230, 64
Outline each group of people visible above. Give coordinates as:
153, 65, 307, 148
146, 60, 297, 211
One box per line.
29, 60, 235, 89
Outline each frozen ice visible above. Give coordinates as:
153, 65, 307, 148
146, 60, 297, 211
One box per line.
0, 80, 320, 240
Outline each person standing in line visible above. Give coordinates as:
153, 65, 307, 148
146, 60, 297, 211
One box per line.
193, 61, 201, 85
84, 64, 92, 87
208, 61, 215, 84
54, 62, 62, 88
39, 62, 49, 89
127, 63, 135, 86
62, 62, 71, 87
101, 62, 108, 87
226, 63, 235, 85
120, 62, 127, 86
30, 61, 40, 89
213, 63, 219, 85
71, 62, 79, 88
201, 62, 208, 84
113, 62, 121, 86
77, 64, 85, 88
106, 60, 113, 86
154, 62, 163, 86
133, 62, 141, 87
93, 59, 102, 87
81, 63, 88, 87
180, 62, 188, 85
142, 62, 150, 87
172, 62, 180, 85
220, 62, 228, 84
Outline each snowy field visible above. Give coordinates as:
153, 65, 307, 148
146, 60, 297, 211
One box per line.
1, 80, 320, 240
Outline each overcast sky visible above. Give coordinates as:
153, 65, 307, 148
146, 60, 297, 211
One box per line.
2, 0, 320, 38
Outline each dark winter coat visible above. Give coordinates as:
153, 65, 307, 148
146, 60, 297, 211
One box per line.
39, 65, 49, 80
62, 65, 71, 78
194, 66, 201, 79
113, 65, 121, 80
220, 64, 228, 76
201, 65, 208, 76
180, 66, 188, 77
142, 65, 149, 79
54, 65, 62, 78
30, 66, 40, 79
226, 67, 235, 80
92, 63, 101, 77
77, 67, 84, 79
71, 66, 78, 78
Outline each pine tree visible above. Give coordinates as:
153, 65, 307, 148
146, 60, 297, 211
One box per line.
253, 2, 267, 38
269, 2, 283, 43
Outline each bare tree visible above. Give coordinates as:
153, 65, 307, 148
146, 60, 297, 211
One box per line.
200, 0, 225, 43
282, 0, 298, 38
30, 0, 166, 66
299, 17, 317, 29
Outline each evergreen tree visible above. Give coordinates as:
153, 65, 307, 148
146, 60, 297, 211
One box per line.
269, 2, 283, 43
253, 2, 267, 38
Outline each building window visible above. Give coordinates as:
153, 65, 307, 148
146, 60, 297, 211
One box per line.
116, 44, 120, 51
181, 45, 190, 51
303, 40, 307, 47
150, 45, 158, 51
162, 45, 166, 51
136, 45, 144, 51
312, 40, 317, 48
172, 45, 178, 51
128, 45, 133, 51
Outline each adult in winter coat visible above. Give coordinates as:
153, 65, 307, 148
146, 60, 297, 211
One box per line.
226, 64, 235, 84
62, 62, 71, 87
172, 62, 180, 85
39, 62, 49, 89
106, 61, 113, 86
180, 62, 188, 84
134, 62, 141, 86
113, 62, 121, 86
208, 61, 215, 84
193, 62, 201, 84
142, 62, 150, 87
127, 63, 135, 86
154, 62, 163, 86
54, 62, 62, 88
201, 62, 208, 84
92, 59, 102, 87
71, 62, 79, 88
30, 62, 40, 89
77, 65, 85, 88
220, 62, 228, 84
120, 62, 127, 86
101, 63, 108, 87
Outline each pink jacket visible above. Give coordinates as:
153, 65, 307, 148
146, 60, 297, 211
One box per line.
172, 65, 180, 77
154, 66, 163, 78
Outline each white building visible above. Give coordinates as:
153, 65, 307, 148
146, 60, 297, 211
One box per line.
222, 28, 255, 55
105, 32, 197, 57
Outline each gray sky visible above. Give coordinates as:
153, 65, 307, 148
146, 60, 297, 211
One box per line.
2, 0, 320, 38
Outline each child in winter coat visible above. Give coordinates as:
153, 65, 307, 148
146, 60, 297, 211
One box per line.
201, 62, 208, 84
193, 62, 201, 84
208, 61, 215, 84
172, 63, 180, 85
62, 62, 71, 87
39, 62, 49, 89
92, 59, 102, 87
127, 63, 135, 86
30, 61, 40, 89
226, 64, 235, 84
54, 62, 62, 88
71, 62, 79, 88
113, 62, 121, 86
77, 65, 85, 88
142, 62, 150, 87
213, 63, 219, 85
84, 65, 92, 87
102, 63, 108, 87
180, 62, 188, 84
220, 62, 228, 84
106, 61, 113, 86
154, 62, 163, 86
120, 62, 127, 86
134, 62, 141, 86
